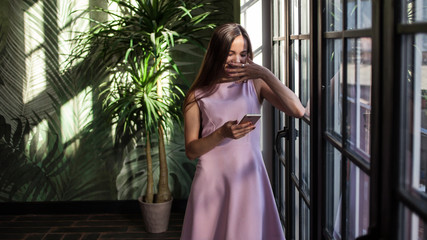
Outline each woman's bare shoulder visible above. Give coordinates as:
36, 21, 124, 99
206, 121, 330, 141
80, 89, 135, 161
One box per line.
252, 78, 265, 102
184, 91, 199, 113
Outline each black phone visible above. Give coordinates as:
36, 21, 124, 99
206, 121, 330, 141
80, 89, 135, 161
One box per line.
238, 114, 261, 125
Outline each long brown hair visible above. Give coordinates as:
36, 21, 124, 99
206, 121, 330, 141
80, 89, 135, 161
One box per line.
183, 23, 253, 111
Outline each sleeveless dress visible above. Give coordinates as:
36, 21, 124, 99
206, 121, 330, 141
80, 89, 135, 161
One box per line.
180, 80, 285, 240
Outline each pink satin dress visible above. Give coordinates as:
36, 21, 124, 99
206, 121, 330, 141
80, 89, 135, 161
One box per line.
180, 80, 285, 240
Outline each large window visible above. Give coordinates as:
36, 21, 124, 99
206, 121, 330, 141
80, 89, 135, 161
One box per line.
271, 1, 427, 239
323, 1, 372, 239
273, 0, 312, 239
398, 1, 427, 239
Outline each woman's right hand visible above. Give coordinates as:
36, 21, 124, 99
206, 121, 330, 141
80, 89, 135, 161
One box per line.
218, 120, 256, 139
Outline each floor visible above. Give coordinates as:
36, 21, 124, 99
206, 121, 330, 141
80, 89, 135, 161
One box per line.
0, 212, 184, 240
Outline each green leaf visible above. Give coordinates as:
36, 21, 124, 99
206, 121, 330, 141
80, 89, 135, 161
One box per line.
12, 118, 23, 148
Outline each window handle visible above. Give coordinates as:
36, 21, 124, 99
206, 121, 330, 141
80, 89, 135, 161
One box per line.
275, 127, 298, 156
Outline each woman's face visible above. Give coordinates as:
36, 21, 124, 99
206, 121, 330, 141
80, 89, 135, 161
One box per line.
226, 35, 247, 69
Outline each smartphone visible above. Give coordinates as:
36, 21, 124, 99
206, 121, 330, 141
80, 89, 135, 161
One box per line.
239, 113, 261, 125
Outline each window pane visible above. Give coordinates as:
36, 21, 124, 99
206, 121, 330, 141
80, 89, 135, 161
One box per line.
279, 0, 285, 37
295, 188, 300, 240
346, 0, 372, 30
399, 205, 426, 240
325, 142, 342, 238
347, 161, 370, 239
294, 40, 301, 100
346, 38, 372, 161
292, 39, 300, 178
401, 0, 427, 24
273, 0, 285, 37
280, 164, 286, 221
273, 41, 280, 77
401, 34, 427, 195
280, 40, 286, 83
244, 0, 262, 52
301, 0, 310, 34
302, 200, 310, 240
326, 39, 343, 140
291, 0, 299, 35
301, 121, 310, 198
301, 40, 310, 108
325, 0, 343, 31
291, 39, 300, 94
295, 119, 300, 178
273, 40, 286, 83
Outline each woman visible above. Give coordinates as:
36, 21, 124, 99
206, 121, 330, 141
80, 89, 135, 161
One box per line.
181, 23, 305, 240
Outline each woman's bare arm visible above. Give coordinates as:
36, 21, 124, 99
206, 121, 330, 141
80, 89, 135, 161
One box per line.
255, 72, 305, 118
226, 60, 306, 118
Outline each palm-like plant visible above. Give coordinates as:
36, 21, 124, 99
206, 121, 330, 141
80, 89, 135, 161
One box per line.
70, 0, 220, 204
104, 48, 183, 203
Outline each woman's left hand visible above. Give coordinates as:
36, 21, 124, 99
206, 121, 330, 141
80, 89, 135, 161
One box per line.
223, 59, 267, 83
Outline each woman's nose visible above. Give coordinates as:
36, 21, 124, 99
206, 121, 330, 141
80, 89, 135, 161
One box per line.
233, 56, 243, 63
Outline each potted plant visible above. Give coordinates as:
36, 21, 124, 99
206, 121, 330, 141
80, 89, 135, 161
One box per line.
69, 0, 220, 233
105, 47, 182, 233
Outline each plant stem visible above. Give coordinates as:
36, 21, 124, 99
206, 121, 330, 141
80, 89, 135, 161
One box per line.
145, 131, 154, 203
156, 123, 171, 203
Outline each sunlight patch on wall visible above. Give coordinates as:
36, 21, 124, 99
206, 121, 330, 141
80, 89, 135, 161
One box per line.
26, 119, 49, 160
24, 1, 46, 104
108, 0, 121, 22
61, 86, 93, 145
58, 0, 90, 71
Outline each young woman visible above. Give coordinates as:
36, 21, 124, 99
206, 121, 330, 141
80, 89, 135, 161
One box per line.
181, 23, 305, 240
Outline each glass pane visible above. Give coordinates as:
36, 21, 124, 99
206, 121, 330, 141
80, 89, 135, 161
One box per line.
294, 188, 300, 240
281, 164, 286, 221
325, 142, 342, 238
279, 0, 285, 37
401, 0, 427, 24
301, 200, 310, 240
244, 1, 262, 51
346, 0, 372, 30
273, 0, 279, 37
291, 0, 299, 35
273, 41, 286, 83
401, 34, 427, 195
346, 38, 372, 161
347, 161, 370, 239
325, 0, 343, 31
301, 0, 310, 34
301, 121, 310, 197
399, 205, 427, 240
292, 39, 301, 124
280, 40, 286, 82
273, 42, 279, 77
292, 39, 300, 177
294, 119, 300, 178
294, 40, 301, 99
301, 40, 310, 108
326, 39, 343, 139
